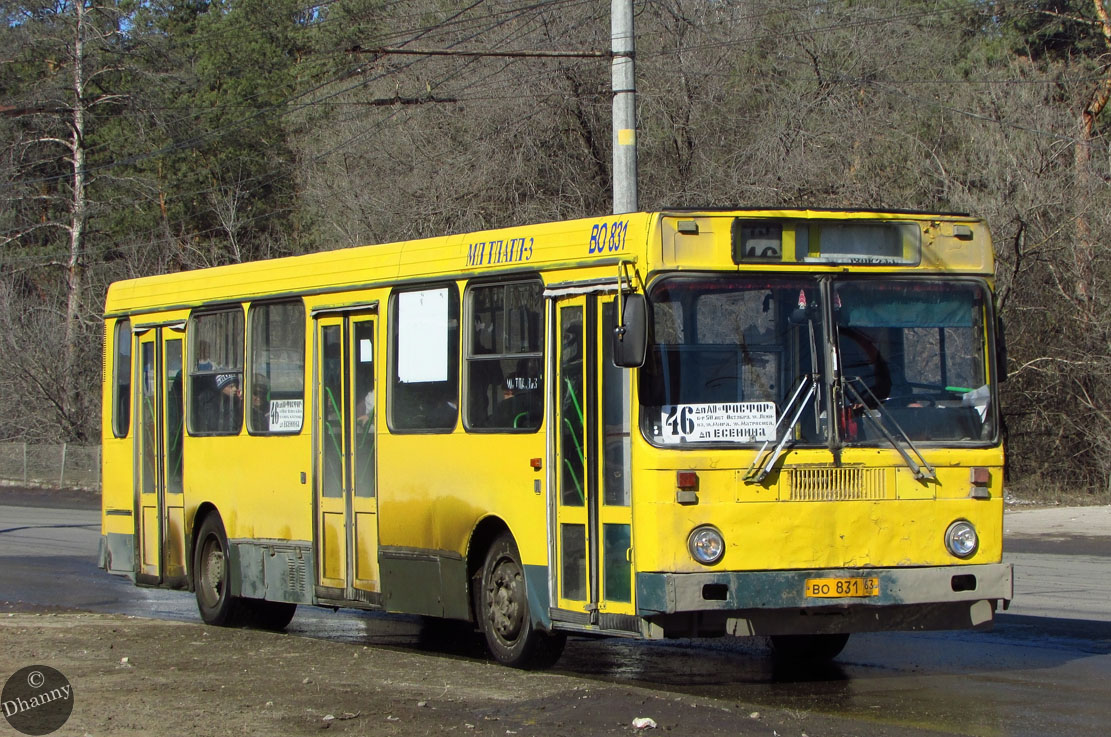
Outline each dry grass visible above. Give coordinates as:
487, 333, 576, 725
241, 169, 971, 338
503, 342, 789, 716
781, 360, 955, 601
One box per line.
1005, 475, 1111, 508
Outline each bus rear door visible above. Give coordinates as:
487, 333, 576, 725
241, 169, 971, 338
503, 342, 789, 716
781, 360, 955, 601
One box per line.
134, 324, 187, 587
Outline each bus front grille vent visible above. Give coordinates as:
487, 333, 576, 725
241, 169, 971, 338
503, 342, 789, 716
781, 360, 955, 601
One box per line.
787, 467, 887, 501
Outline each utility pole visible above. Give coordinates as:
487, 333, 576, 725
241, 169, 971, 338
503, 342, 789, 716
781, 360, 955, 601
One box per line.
358, 5, 638, 213
611, 0, 637, 214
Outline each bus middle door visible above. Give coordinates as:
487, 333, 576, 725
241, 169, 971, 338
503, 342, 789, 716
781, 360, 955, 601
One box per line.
314, 311, 380, 606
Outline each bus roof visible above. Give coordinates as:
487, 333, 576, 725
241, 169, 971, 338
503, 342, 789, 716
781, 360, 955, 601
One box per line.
104, 208, 990, 317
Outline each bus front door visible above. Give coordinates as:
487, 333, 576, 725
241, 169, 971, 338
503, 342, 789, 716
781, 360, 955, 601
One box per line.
314, 312, 380, 605
552, 294, 635, 631
135, 326, 187, 587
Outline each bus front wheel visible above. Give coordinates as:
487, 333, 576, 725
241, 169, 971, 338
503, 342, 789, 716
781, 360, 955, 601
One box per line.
478, 533, 565, 668
193, 513, 249, 626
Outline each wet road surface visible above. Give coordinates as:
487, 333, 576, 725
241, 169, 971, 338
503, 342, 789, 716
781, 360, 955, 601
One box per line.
2, 490, 1110, 736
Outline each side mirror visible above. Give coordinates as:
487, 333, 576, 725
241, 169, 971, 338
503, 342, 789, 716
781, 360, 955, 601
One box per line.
613, 293, 647, 368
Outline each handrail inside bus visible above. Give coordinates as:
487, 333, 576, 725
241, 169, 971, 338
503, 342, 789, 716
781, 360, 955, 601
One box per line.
562, 376, 586, 504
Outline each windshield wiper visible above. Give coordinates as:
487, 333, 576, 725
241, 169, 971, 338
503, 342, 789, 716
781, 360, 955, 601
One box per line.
842, 378, 936, 481
743, 374, 817, 484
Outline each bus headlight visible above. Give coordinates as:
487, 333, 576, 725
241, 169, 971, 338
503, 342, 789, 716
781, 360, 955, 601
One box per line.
944, 520, 979, 559
688, 526, 725, 565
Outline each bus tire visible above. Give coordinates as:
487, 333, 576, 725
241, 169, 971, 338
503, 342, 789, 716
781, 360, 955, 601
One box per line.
477, 533, 566, 669
769, 633, 850, 662
193, 513, 249, 627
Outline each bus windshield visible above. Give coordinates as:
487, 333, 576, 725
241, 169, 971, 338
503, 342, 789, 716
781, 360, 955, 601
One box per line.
639, 275, 995, 447
834, 279, 993, 444
640, 276, 825, 446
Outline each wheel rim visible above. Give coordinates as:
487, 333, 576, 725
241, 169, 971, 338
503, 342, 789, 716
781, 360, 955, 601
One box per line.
198, 535, 226, 609
486, 554, 525, 645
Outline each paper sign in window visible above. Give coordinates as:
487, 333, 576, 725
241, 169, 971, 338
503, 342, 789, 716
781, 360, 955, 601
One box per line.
398, 289, 448, 383
657, 402, 777, 444
269, 399, 303, 432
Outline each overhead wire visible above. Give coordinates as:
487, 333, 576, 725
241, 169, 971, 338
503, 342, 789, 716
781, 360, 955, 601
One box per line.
1, 0, 590, 250
3, 0, 1104, 253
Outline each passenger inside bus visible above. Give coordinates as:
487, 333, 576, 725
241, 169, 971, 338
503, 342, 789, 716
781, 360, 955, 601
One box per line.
250, 375, 269, 430
192, 372, 243, 432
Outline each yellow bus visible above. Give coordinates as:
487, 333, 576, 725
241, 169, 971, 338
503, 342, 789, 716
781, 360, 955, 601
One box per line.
100, 208, 1012, 667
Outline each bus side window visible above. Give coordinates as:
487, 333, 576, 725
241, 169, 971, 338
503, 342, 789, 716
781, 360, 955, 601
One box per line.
247, 300, 305, 434
388, 284, 460, 432
188, 310, 244, 435
112, 318, 131, 437
464, 280, 543, 432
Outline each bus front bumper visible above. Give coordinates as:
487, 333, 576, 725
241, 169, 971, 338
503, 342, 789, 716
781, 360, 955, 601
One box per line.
636, 563, 1013, 638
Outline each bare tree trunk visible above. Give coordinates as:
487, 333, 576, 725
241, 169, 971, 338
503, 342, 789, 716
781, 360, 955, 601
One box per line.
1074, 0, 1111, 307
63, 1, 90, 441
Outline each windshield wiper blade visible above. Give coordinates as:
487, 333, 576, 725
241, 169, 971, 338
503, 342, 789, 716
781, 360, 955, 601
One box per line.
842, 379, 936, 481
743, 374, 817, 484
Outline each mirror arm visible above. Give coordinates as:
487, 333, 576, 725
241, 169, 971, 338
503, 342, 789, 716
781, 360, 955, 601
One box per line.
612, 259, 647, 369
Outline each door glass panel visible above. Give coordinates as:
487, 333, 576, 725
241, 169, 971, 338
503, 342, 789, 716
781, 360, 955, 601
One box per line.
165, 339, 184, 496
140, 341, 156, 496
353, 321, 375, 499
601, 302, 629, 507
560, 523, 586, 600
603, 523, 631, 603
560, 306, 585, 506
321, 325, 344, 499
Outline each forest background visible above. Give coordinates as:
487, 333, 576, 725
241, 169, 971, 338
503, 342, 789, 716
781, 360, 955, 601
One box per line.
2, 0, 1110, 500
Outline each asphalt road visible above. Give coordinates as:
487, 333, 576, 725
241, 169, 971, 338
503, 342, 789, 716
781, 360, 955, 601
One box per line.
2, 488, 1110, 736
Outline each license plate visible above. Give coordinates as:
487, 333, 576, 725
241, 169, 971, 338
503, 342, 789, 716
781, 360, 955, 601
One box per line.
805, 577, 880, 598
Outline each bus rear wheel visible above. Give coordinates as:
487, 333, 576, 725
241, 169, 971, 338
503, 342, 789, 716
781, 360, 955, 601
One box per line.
769, 633, 850, 662
193, 513, 249, 627
477, 533, 565, 669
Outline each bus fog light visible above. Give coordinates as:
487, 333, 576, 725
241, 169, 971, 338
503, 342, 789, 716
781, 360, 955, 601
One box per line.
688, 526, 724, 565
945, 520, 978, 559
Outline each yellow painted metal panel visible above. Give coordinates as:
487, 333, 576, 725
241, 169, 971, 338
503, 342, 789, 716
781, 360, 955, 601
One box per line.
354, 511, 379, 591
633, 495, 1004, 574
376, 432, 547, 564
100, 443, 135, 536
165, 506, 186, 577
140, 506, 158, 571
185, 435, 311, 543
321, 511, 345, 585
